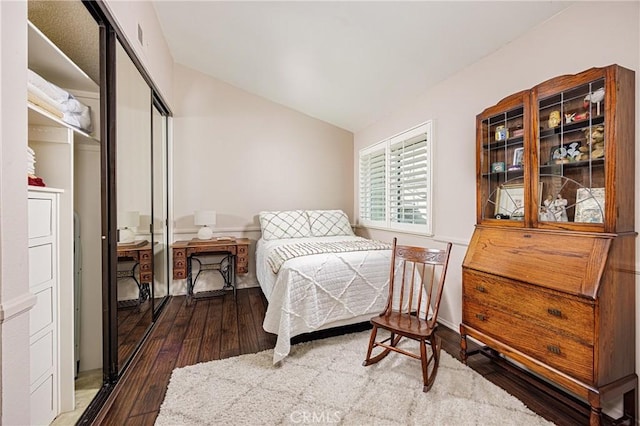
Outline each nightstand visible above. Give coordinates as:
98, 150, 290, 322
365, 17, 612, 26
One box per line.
117, 240, 153, 307
172, 238, 250, 300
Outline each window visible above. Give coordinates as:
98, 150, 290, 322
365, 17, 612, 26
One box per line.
358, 121, 432, 235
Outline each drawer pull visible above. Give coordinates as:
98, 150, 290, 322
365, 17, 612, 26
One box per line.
475, 313, 487, 321
547, 345, 561, 355
547, 308, 562, 317
475, 285, 486, 293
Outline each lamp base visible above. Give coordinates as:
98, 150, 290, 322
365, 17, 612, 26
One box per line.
197, 226, 213, 240
119, 228, 135, 244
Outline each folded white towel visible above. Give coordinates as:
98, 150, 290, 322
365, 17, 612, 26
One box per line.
27, 69, 93, 132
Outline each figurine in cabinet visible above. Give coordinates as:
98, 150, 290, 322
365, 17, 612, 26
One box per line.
548, 110, 561, 128
584, 87, 605, 116
564, 112, 576, 124
495, 125, 508, 141
544, 193, 568, 221
584, 125, 605, 159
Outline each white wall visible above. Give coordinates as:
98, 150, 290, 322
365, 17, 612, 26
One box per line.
355, 0, 639, 330
354, 1, 640, 413
171, 63, 354, 294
103, 0, 174, 106
0, 1, 34, 424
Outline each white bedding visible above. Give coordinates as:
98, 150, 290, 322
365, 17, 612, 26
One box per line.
256, 236, 392, 363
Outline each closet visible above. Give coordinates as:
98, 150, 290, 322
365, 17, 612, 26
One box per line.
26, 1, 172, 423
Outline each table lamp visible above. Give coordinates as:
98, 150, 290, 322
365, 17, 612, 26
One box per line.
118, 211, 139, 244
194, 210, 216, 240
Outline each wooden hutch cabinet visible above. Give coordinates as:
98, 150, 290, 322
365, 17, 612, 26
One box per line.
460, 65, 636, 425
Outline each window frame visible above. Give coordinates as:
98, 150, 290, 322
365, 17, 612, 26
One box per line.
358, 121, 433, 236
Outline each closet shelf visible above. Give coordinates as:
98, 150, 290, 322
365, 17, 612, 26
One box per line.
27, 20, 98, 93
28, 103, 99, 144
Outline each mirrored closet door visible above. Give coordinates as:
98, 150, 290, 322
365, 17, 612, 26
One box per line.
115, 40, 154, 371
152, 101, 170, 315
114, 39, 171, 372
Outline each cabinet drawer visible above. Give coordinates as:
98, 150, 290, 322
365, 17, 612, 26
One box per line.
140, 272, 152, 283
173, 259, 185, 269
463, 299, 594, 383
29, 244, 53, 288
28, 198, 53, 239
30, 373, 54, 426
30, 330, 54, 384
463, 270, 594, 343
238, 245, 248, 255
140, 251, 151, 261
237, 254, 248, 274
174, 249, 186, 258
30, 287, 53, 336
173, 270, 186, 279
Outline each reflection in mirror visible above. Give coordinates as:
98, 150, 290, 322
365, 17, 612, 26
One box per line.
115, 39, 153, 371
152, 102, 169, 311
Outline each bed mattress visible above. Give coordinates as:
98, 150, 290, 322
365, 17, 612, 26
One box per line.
256, 236, 392, 363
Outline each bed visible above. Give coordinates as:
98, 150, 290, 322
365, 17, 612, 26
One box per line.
256, 209, 392, 363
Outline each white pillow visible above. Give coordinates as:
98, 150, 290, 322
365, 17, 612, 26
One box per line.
307, 210, 354, 237
259, 210, 312, 240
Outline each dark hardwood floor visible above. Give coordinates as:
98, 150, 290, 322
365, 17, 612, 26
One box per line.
94, 287, 602, 425
117, 298, 153, 367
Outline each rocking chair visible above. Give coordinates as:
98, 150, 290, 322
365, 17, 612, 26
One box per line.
363, 237, 452, 392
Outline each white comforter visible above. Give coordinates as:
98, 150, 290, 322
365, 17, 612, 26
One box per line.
256, 236, 392, 363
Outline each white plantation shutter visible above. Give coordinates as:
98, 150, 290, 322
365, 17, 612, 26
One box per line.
389, 133, 428, 226
359, 147, 386, 223
358, 121, 432, 235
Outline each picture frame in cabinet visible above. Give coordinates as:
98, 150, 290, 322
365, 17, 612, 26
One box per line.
495, 183, 543, 220
495, 184, 524, 219
574, 187, 605, 223
512, 148, 524, 168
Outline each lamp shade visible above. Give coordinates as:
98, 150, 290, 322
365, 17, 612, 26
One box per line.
117, 211, 140, 228
194, 210, 217, 226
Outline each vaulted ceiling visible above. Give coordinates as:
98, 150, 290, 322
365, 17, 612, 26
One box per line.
154, 1, 571, 132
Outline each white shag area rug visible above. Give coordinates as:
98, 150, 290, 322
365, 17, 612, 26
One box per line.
156, 331, 553, 425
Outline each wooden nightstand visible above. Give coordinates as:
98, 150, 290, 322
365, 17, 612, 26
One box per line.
117, 240, 153, 306
172, 238, 250, 300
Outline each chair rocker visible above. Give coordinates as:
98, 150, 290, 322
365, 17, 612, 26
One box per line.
363, 237, 452, 392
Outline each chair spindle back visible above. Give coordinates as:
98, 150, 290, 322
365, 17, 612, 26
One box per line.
385, 238, 452, 328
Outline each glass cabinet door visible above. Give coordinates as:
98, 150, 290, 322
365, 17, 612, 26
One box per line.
479, 103, 526, 222
536, 77, 606, 226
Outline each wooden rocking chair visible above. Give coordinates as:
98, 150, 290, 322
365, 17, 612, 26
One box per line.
363, 237, 452, 392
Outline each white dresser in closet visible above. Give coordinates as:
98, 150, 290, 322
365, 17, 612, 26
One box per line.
28, 187, 62, 425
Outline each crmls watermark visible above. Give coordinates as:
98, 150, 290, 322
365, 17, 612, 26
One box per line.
289, 410, 341, 424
